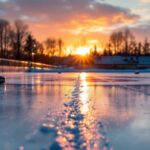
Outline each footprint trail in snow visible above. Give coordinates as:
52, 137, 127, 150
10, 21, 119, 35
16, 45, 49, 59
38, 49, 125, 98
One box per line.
39, 74, 113, 150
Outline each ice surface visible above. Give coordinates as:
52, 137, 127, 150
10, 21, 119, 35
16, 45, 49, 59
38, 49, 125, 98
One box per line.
0, 72, 150, 150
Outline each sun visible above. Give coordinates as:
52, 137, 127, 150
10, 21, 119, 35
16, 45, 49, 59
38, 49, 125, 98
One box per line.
76, 46, 90, 56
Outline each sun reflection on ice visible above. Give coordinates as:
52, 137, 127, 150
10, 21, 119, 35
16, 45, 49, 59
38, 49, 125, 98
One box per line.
40, 73, 113, 150
79, 73, 90, 114
78, 73, 100, 150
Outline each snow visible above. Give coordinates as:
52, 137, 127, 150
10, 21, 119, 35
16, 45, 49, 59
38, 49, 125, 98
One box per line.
0, 72, 150, 150
27, 68, 150, 73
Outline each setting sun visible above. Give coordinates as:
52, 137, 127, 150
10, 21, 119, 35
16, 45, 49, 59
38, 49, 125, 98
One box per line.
76, 46, 91, 55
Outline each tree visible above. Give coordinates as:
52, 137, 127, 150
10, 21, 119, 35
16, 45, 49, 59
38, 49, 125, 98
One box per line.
13, 20, 29, 60
0, 19, 10, 57
58, 39, 63, 57
128, 40, 137, 55
108, 29, 136, 55
25, 34, 38, 62
143, 39, 150, 55
37, 42, 44, 55
109, 31, 124, 54
123, 29, 135, 55
104, 43, 112, 55
137, 42, 142, 55
45, 38, 57, 56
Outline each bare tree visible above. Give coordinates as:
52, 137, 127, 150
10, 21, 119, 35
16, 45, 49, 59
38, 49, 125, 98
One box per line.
13, 20, 29, 60
37, 42, 44, 55
137, 42, 142, 55
109, 31, 124, 54
104, 43, 112, 55
108, 29, 136, 55
58, 39, 63, 57
143, 38, 150, 55
123, 29, 135, 55
45, 38, 57, 57
0, 19, 10, 57
128, 40, 137, 55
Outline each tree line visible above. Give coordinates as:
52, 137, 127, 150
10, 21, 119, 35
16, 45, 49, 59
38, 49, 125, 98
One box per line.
104, 29, 150, 56
1, 18, 150, 66
0, 18, 64, 65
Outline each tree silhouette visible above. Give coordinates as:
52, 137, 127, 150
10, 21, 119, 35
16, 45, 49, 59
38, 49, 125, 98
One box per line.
110, 31, 123, 54
45, 38, 57, 56
107, 29, 137, 55
143, 39, 150, 55
37, 42, 44, 55
25, 34, 38, 63
0, 19, 10, 57
58, 39, 63, 57
123, 29, 135, 55
13, 20, 29, 60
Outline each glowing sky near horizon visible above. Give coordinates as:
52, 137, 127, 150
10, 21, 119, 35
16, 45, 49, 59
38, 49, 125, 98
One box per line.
0, 0, 150, 47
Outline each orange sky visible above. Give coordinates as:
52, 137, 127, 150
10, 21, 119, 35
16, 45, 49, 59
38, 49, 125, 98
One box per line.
0, 0, 150, 50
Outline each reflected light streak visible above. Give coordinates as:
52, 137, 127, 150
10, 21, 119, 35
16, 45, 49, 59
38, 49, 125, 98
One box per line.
79, 73, 100, 150
79, 73, 90, 114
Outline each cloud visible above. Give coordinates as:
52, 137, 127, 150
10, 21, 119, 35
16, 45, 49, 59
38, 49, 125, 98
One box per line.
0, 0, 140, 43
131, 24, 150, 41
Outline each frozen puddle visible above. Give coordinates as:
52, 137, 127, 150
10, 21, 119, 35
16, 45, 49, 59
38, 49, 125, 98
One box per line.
1, 73, 150, 150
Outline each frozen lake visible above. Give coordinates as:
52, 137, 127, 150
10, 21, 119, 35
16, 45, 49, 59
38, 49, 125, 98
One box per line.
0, 72, 150, 150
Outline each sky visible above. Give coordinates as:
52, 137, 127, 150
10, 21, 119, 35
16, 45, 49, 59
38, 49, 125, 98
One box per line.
0, 0, 150, 48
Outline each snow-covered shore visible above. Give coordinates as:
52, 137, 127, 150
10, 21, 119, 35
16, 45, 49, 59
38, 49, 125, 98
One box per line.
27, 68, 150, 73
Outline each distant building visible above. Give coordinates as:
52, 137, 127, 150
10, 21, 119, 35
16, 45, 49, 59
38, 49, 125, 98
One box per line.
94, 56, 150, 68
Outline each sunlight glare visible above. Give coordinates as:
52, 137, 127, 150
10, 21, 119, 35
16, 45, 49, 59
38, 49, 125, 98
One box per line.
76, 46, 90, 56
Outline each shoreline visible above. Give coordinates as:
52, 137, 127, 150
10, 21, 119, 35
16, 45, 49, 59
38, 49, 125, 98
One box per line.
27, 68, 150, 73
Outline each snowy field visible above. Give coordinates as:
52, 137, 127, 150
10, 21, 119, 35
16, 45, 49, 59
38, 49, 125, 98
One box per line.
0, 72, 150, 150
